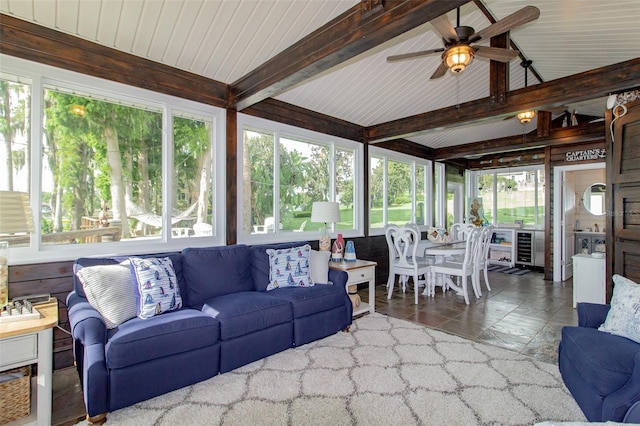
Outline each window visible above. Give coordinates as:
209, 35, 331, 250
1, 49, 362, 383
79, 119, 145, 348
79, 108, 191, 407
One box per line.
369, 147, 433, 233
1, 55, 225, 263
471, 166, 545, 227
238, 115, 361, 242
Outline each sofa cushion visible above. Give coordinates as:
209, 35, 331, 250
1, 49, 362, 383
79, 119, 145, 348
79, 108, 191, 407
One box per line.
561, 325, 640, 395
265, 285, 346, 318
266, 244, 313, 290
599, 275, 640, 343
182, 245, 252, 308
250, 242, 305, 292
201, 292, 292, 340
105, 309, 219, 369
76, 261, 138, 329
130, 257, 183, 319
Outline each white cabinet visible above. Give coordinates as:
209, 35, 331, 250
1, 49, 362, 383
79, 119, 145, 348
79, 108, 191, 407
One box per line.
488, 228, 515, 267
572, 254, 605, 308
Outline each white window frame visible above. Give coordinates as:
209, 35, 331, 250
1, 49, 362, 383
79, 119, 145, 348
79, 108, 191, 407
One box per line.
1, 55, 226, 264
236, 114, 363, 245
467, 165, 545, 227
368, 146, 433, 236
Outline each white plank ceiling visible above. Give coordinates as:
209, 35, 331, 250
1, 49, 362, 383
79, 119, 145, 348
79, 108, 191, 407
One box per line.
1, 0, 639, 150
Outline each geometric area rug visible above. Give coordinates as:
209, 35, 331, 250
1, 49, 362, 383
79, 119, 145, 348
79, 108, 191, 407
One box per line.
90, 313, 585, 425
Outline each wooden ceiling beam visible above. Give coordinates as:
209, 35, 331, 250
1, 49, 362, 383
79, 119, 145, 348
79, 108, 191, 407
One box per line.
365, 57, 640, 142
228, 0, 467, 111
433, 121, 604, 161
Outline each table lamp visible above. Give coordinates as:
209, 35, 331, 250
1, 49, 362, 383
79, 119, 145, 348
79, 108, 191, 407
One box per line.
311, 201, 340, 251
0, 191, 35, 308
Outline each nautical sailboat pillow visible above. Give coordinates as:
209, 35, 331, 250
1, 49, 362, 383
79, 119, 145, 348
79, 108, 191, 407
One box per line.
266, 244, 313, 290
130, 257, 183, 319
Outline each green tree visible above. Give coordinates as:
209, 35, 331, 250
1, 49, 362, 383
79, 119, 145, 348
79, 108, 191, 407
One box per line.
0, 80, 28, 191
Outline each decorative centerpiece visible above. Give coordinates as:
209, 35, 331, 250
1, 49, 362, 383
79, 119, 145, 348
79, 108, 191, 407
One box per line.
427, 227, 452, 243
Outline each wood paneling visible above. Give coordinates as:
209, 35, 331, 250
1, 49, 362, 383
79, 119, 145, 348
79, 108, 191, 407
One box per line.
228, 0, 467, 110
243, 99, 363, 143
0, 14, 228, 109
8, 261, 75, 370
436, 122, 604, 161
366, 58, 640, 143
607, 99, 640, 297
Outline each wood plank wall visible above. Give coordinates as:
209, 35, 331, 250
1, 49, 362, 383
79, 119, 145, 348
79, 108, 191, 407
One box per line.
8, 261, 76, 369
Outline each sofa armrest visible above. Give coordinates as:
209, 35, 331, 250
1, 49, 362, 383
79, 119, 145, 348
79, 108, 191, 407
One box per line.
577, 302, 611, 328
329, 269, 348, 289
602, 351, 640, 422
67, 291, 109, 417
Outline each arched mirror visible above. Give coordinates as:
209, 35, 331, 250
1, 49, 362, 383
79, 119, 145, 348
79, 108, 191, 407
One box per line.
583, 183, 606, 216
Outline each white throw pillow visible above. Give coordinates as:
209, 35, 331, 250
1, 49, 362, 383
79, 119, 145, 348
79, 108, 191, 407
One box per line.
310, 250, 331, 284
76, 261, 137, 329
598, 275, 640, 343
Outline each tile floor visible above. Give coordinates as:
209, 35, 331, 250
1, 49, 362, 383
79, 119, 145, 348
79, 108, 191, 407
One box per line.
369, 268, 577, 364
51, 268, 577, 425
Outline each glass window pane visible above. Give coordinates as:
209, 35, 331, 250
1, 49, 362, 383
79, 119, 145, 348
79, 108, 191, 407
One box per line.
173, 114, 213, 238
42, 88, 163, 245
336, 148, 355, 231
0, 77, 32, 248
243, 127, 274, 234
279, 136, 328, 233
496, 170, 536, 226
387, 159, 412, 225
416, 165, 426, 225
537, 170, 545, 225
369, 156, 384, 228
477, 173, 494, 224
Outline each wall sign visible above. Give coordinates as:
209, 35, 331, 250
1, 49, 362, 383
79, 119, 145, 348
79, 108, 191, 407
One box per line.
566, 148, 606, 162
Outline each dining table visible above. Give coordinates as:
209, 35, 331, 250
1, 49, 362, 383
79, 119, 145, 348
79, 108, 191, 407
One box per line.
420, 241, 468, 296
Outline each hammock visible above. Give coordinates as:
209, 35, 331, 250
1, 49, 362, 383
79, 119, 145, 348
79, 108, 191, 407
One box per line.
126, 199, 198, 228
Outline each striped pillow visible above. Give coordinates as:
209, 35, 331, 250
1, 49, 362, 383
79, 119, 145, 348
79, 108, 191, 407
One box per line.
76, 261, 137, 329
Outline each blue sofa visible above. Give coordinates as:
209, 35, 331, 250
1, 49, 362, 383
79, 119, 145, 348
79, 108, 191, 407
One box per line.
558, 302, 640, 423
67, 243, 352, 422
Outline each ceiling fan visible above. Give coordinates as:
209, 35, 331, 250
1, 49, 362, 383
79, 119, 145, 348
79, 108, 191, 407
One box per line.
387, 5, 540, 79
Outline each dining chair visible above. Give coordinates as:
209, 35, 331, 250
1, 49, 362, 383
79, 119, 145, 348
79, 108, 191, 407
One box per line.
385, 224, 408, 293
473, 225, 494, 297
428, 227, 481, 304
389, 226, 434, 304
450, 222, 475, 242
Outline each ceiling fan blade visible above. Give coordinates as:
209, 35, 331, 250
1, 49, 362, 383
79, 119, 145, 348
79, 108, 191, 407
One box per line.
430, 62, 450, 80
386, 48, 444, 63
430, 14, 459, 42
470, 5, 540, 42
474, 46, 519, 62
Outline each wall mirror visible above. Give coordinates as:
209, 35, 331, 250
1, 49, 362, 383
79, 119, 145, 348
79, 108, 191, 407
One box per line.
583, 183, 606, 216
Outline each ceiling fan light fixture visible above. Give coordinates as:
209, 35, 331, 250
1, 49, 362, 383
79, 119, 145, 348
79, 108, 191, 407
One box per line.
517, 110, 535, 124
444, 45, 474, 74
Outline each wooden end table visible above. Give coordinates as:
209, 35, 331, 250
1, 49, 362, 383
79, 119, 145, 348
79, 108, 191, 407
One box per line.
1, 298, 59, 425
329, 259, 377, 316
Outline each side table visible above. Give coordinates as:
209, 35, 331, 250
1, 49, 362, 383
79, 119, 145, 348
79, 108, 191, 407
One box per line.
329, 259, 377, 316
0, 298, 59, 425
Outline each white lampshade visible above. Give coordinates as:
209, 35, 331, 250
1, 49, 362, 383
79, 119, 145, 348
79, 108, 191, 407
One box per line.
0, 191, 35, 234
311, 201, 340, 224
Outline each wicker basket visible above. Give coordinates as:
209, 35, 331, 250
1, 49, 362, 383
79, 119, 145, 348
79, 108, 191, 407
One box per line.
0, 365, 31, 424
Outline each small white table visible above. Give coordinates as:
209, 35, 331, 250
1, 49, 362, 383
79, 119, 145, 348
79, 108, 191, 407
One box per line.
329, 259, 376, 316
0, 299, 58, 426
423, 242, 468, 295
